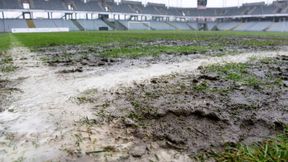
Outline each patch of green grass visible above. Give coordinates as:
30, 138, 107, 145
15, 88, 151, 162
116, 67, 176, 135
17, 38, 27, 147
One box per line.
206, 63, 248, 80
240, 39, 278, 47
1, 56, 13, 64
73, 89, 100, 104
41, 52, 78, 63
0, 56, 17, 73
13, 31, 288, 50
194, 128, 288, 162
128, 111, 144, 121
205, 62, 283, 89
101, 45, 211, 58
206, 63, 248, 76
243, 76, 263, 88
0, 33, 11, 52
0, 64, 17, 73
0, 34, 16, 73
131, 100, 141, 109
213, 129, 288, 162
260, 57, 274, 64
12, 31, 288, 60
193, 81, 209, 92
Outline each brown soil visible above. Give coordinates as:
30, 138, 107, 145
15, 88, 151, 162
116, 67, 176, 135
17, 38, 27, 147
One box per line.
1, 44, 287, 161
36, 39, 282, 69
82, 55, 288, 158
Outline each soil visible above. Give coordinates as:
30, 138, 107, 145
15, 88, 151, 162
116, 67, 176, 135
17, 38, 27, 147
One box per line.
35, 39, 283, 68
0, 42, 287, 162
80, 55, 288, 159
0, 79, 22, 112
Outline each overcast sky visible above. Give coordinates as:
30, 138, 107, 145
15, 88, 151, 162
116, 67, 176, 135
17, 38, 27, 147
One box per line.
118, 0, 276, 7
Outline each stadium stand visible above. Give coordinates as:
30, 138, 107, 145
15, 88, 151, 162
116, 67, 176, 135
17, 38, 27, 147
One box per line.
149, 21, 176, 30
184, 8, 220, 16
216, 22, 240, 31
32, 0, 66, 10
248, 21, 273, 31
111, 2, 134, 13
32, 19, 80, 31
224, 7, 244, 16
1, 0, 22, 9
142, 3, 161, 15
71, 0, 105, 12
78, 19, 111, 30
0, 20, 5, 32
207, 22, 217, 30
122, 1, 144, 14
34, 19, 58, 28
267, 21, 288, 32
167, 21, 193, 30
119, 21, 150, 30
187, 22, 198, 30
0, 0, 288, 32
251, 5, 275, 15
168, 7, 183, 16
152, 3, 169, 15
53, 19, 79, 31
234, 22, 258, 31
2, 19, 28, 32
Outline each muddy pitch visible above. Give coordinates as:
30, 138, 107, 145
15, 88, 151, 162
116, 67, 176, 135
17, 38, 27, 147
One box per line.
78, 55, 288, 159
1, 38, 288, 161
36, 39, 284, 69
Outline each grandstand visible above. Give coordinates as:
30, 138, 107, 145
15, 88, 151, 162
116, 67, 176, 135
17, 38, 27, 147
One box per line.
0, 0, 288, 32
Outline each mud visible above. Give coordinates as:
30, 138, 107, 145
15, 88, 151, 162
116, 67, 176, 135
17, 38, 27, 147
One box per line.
36, 38, 284, 69
1, 42, 288, 161
81, 55, 288, 159
0, 79, 22, 112
0, 55, 20, 112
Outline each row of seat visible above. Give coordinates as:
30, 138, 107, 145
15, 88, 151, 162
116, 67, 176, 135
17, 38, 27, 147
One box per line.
0, 19, 287, 32
1, 0, 288, 16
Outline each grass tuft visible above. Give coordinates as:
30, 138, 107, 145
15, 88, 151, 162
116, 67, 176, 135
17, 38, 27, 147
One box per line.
0, 56, 17, 73
213, 128, 288, 162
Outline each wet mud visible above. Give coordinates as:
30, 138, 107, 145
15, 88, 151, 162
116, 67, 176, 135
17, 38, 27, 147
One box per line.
36, 38, 283, 69
1, 42, 288, 161
81, 55, 288, 159
0, 55, 20, 112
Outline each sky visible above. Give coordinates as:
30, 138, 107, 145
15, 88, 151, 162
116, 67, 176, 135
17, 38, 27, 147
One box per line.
117, 0, 276, 7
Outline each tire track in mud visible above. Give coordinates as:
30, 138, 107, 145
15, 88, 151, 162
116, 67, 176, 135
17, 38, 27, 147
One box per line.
0, 44, 288, 161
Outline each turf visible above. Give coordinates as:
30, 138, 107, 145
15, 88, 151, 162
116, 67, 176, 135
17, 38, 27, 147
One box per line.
0, 33, 11, 52
213, 128, 288, 162
13, 31, 288, 49
100, 45, 213, 58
